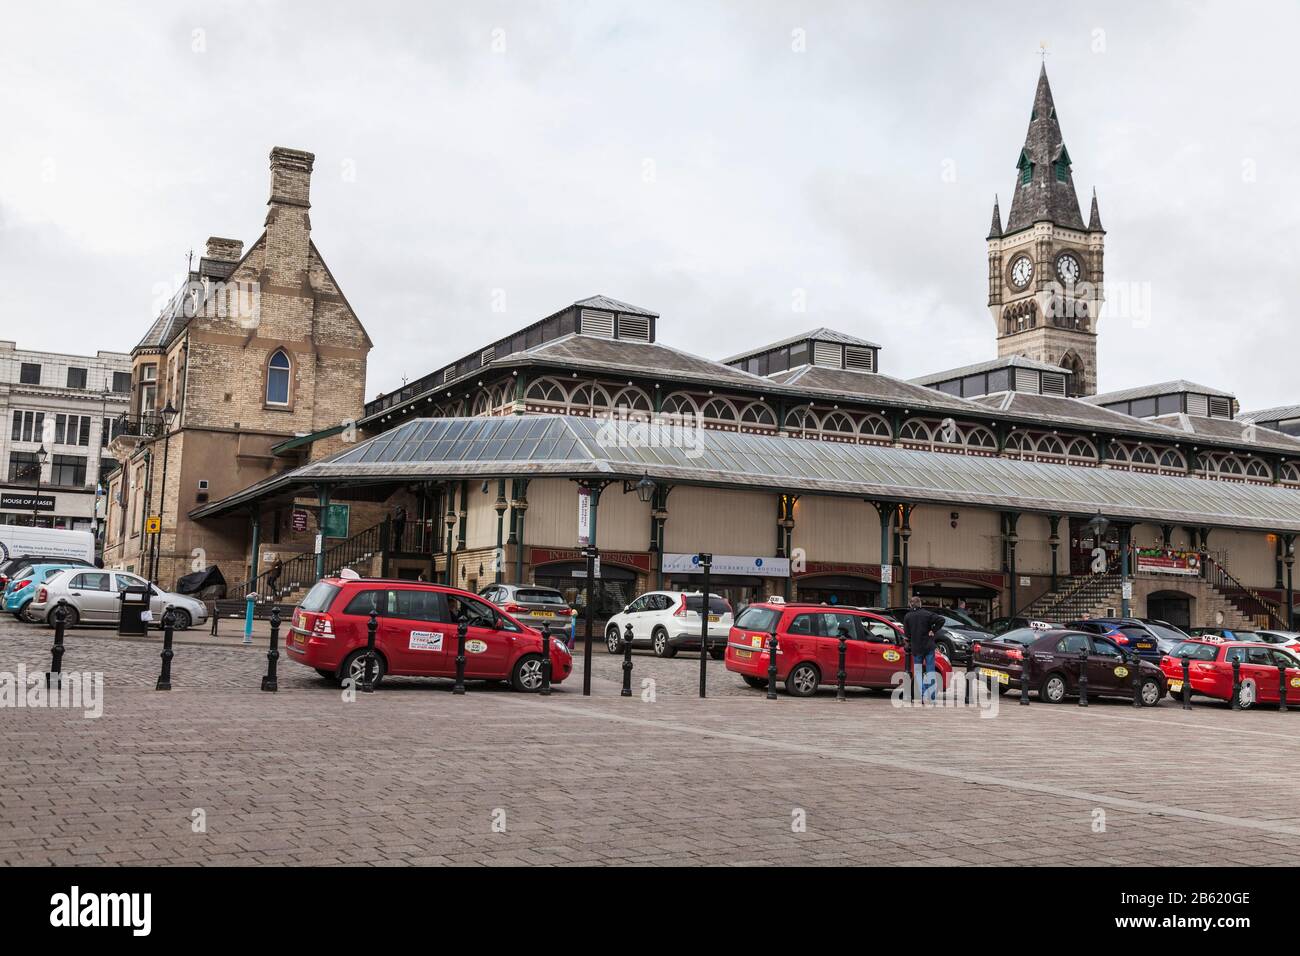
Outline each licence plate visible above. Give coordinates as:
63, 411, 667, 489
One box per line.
978, 667, 1009, 685
1168, 680, 1183, 693
531, 611, 555, 618
708, 615, 719, 623
735, 649, 753, 660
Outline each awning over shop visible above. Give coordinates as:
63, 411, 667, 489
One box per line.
190, 415, 1300, 532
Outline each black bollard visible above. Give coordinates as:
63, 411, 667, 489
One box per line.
210, 610, 218, 637
766, 632, 779, 700
1231, 657, 1242, 710
1077, 648, 1089, 707
1019, 645, 1030, 706
48, 600, 69, 690
1181, 656, 1192, 710
965, 644, 975, 705
261, 607, 281, 692
358, 608, 376, 693
621, 622, 634, 697
1279, 663, 1289, 713
539, 624, 552, 697
836, 626, 848, 702
453, 621, 468, 695
156, 610, 175, 691
1130, 650, 1142, 708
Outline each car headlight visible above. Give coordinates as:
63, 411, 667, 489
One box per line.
552, 638, 569, 653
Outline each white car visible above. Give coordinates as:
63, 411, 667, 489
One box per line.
1252, 630, 1300, 652
603, 590, 733, 658
28, 568, 209, 630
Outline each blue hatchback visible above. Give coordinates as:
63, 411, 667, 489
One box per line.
3, 563, 82, 622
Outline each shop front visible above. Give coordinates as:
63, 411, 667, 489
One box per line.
909, 569, 1005, 625
794, 566, 880, 608
0, 486, 96, 532
528, 547, 649, 622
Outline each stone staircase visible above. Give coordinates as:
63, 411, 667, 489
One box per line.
1022, 571, 1263, 631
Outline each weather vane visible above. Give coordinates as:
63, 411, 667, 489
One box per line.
1038, 41, 1050, 62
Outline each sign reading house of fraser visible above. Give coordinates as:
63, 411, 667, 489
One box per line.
1, 493, 55, 511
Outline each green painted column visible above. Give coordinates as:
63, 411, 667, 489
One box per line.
874, 502, 894, 607
315, 486, 329, 581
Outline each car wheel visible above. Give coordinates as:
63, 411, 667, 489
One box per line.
937, 640, 955, 663
169, 609, 192, 630
652, 628, 676, 658
605, 625, 621, 654
1040, 672, 1068, 703
52, 605, 79, 629
786, 662, 820, 697
1237, 678, 1256, 709
511, 654, 545, 692
1139, 677, 1161, 707
17, 600, 37, 624
741, 675, 768, 690
341, 649, 385, 688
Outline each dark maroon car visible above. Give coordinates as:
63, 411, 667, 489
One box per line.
972, 627, 1166, 705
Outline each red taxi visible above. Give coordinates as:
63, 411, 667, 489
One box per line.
1161, 639, 1300, 708
287, 578, 572, 691
724, 602, 951, 697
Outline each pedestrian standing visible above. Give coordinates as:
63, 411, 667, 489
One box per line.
266, 557, 283, 597
393, 504, 407, 551
902, 596, 946, 705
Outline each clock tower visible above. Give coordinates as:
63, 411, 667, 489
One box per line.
987, 65, 1104, 396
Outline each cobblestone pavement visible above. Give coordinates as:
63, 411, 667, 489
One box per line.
3, 619, 1300, 866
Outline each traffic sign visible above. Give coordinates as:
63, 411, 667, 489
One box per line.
145, 515, 161, 534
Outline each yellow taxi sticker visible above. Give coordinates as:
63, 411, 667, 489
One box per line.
1291, 677, 1300, 689
750, 635, 763, 648
883, 649, 901, 662
1114, 666, 1129, 678
466, 639, 488, 654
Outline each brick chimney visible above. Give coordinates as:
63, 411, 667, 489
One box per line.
264, 146, 314, 285
205, 237, 244, 262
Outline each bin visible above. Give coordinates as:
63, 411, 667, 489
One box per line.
118, 584, 151, 636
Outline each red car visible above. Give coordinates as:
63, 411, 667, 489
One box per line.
724, 602, 951, 697
287, 577, 572, 691
1161, 640, 1300, 708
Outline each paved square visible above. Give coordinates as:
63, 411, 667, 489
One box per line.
2, 618, 1298, 866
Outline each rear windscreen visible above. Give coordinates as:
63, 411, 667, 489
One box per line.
515, 589, 567, 605
734, 607, 780, 632
685, 595, 730, 614
300, 582, 341, 613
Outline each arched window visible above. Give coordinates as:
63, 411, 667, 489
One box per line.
740, 402, 777, 428
1244, 458, 1271, 479
1066, 437, 1097, 461
1036, 434, 1066, 458
661, 392, 700, 419
1130, 445, 1158, 467
1004, 431, 1033, 457
1282, 462, 1300, 484
525, 378, 568, 406
701, 398, 739, 423
898, 419, 932, 446
611, 387, 651, 416
820, 412, 855, 437
1159, 449, 1186, 473
784, 406, 819, 437
266, 349, 291, 406
471, 390, 492, 417
964, 427, 997, 452
859, 414, 891, 440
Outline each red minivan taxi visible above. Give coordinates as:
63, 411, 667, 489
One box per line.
287, 577, 572, 691
724, 602, 952, 697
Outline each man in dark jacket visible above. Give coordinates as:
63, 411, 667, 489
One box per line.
902, 596, 946, 704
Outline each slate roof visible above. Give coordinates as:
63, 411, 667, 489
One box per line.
910, 354, 1069, 387
502, 333, 767, 389
1086, 380, 1237, 405
1005, 65, 1087, 232
764, 365, 988, 416
570, 295, 658, 317
969, 392, 1200, 442
134, 277, 198, 351
722, 328, 881, 364
1148, 414, 1300, 455
191, 415, 1300, 532
1241, 405, 1300, 425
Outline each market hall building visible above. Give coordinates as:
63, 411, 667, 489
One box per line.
178, 68, 1299, 630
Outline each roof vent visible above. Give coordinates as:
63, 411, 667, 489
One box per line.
480, 346, 495, 367
1208, 396, 1233, 419
812, 342, 843, 369
844, 346, 875, 372
616, 315, 650, 341
1014, 367, 1040, 394
1041, 372, 1067, 396
442, 367, 455, 385
579, 310, 615, 338
1187, 394, 1208, 417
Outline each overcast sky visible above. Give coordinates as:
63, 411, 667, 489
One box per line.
2, 1, 1297, 411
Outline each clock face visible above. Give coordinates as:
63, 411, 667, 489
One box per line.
1056, 253, 1082, 284
1010, 256, 1034, 289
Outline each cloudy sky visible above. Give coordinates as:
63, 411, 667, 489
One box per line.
2, 1, 1297, 410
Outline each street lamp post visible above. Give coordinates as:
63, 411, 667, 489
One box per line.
443, 497, 458, 587
31, 445, 48, 525
151, 402, 178, 584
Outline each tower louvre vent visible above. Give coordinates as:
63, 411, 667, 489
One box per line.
1041, 372, 1066, 396
1208, 396, 1233, 419
1187, 394, 1209, 417
1014, 367, 1041, 394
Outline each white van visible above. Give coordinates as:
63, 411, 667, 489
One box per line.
0, 526, 96, 565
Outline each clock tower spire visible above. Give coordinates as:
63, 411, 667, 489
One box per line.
987, 64, 1103, 396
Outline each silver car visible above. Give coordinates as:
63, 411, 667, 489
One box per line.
28, 568, 208, 630
478, 583, 575, 634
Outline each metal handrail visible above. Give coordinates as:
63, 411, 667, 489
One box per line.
228, 518, 387, 601
1204, 555, 1285, 629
